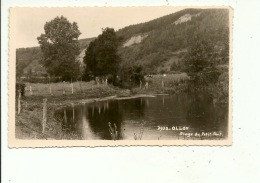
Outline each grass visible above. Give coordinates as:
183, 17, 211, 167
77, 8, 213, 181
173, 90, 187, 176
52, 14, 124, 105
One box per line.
108, 122, 119, 140
133, 128, 144, 140
133, 73, 189, 94
25, 81, 110, 97
16, 81, 132, 139
145, 73, 189, 88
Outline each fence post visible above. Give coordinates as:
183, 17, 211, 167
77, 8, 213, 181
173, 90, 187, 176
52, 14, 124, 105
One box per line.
72, 103, 75, 123
64, 109, 67, 125
71, 82, 74, 94
49, 84, 53, 96
162, 79, 164, 88
30, 85, 33, 95
63, 81, 65, 95
79, 78, 83, 93
18, 89, 21, 114
42, 98, 47, 133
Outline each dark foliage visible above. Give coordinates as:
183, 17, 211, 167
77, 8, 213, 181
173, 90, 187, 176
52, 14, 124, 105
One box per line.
83, 28, 121, 78
37, 16, 81, 81
183, 39, 222, 90
118, 65, 145, 88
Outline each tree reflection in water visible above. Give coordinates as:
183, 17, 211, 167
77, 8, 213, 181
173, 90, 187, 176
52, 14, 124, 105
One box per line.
54, 94, 228, 140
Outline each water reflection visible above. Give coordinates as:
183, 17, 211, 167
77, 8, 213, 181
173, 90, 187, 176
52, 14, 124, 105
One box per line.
85, 100, 123, 139
54, 94, 228, 140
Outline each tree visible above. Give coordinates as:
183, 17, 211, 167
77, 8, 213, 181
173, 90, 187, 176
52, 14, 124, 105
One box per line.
37, 16, 81, 81
83, 28, 121, 79
184, 39, 221, 89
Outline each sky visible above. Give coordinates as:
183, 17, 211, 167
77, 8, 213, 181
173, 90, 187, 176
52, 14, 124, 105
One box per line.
11, 7, 185, 48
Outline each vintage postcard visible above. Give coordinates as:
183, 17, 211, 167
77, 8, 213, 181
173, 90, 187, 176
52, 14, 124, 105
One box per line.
9, 7, 232, 147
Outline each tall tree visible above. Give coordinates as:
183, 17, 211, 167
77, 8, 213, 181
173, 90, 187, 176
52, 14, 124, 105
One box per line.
83, 28, 121, 79
37, 16, 81, 81
184, 39, 221, 89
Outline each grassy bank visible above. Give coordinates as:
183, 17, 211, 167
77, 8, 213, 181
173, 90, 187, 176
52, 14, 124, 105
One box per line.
133, 73, 189, 94
16, 81, 132, 139
17, 77, 176, 139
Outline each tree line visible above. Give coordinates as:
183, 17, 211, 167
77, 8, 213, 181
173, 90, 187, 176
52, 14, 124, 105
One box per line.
37, 11, 229, 90
37, 16, 143, 87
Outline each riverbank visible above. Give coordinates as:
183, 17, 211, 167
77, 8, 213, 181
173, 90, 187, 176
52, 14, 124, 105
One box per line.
16, 81, 162, 139
15, 76, 228, 139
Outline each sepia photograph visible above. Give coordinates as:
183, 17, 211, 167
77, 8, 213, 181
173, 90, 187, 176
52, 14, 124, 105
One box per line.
9, 7, 232, 146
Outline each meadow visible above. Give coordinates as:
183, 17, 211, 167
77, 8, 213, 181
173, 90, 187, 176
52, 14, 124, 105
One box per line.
24, 80, 105, 97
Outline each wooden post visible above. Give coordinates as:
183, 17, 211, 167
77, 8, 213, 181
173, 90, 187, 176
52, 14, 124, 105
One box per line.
49, 84, 53, 96
42, 98, 47, 133
71, 82, 74, 94
162, 79, 164, 88
63, 81, 65, 95
64, 109, 67, 125
30, 85, 33, 95
18, 89, 21, 114
72, 103, 75, 123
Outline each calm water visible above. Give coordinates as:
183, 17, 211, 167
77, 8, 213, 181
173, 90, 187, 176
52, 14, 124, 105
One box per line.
54, 94, 229, 140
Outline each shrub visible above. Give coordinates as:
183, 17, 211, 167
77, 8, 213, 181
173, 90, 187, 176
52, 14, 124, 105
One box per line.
107, 74, 114, 84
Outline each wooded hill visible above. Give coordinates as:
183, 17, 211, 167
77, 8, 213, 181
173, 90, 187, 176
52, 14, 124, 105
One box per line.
117, 8, 229, 73
16, 8, 229, 77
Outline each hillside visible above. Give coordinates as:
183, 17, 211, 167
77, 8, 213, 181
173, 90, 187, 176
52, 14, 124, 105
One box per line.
16, 8, 229, 77
16, 38, 94, 77
117, 8, 229, 73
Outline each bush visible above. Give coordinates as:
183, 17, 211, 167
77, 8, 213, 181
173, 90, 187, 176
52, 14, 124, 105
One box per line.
107, 74, 114, 84
212, 71, 229, 103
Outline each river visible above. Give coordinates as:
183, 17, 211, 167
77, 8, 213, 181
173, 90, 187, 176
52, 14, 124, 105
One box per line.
54, 93, 229, 140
